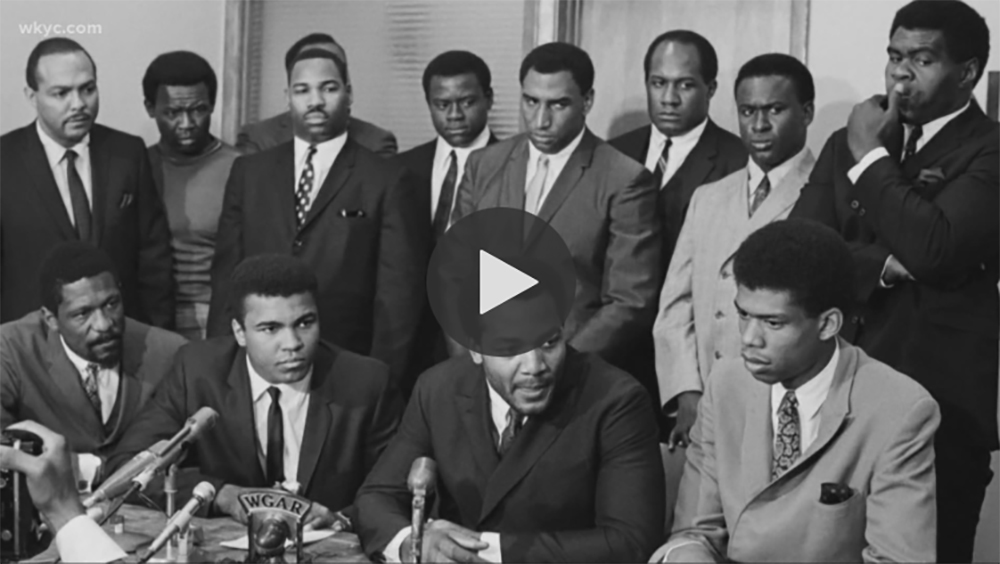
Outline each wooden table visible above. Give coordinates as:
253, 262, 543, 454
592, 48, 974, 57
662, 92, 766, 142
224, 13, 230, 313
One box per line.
24, 505, 369, 562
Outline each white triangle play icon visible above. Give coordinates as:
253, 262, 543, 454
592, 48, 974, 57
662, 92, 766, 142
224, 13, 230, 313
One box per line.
479, 250, 538, 315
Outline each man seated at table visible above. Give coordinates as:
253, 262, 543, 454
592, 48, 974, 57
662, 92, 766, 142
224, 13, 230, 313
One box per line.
1, 242, 185, 480
650, 219, 939, 563
107, 254, 404, 529
355, 283, 665, 562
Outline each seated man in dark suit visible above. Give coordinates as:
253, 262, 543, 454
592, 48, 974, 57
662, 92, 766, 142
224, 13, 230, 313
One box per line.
1, 242, 185, 480
109, 255, 403, 529
652, 219, 939, 562
609, 30, 747, 269
237, 32, 397, 158
356, 285, 665, 562
396, 50, 499, 393
789, 2, 996, 560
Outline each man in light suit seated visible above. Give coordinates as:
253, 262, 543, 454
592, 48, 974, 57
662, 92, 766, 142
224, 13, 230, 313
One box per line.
651, 218, 939, 563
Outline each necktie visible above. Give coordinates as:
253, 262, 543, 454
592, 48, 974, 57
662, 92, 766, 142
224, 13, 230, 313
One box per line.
433, 150, 458, 238
295, 145, 317, 228
524, 155, 550, 215
772, 390, 800, 480
83, 364, 102, 420
266, 387, 285, 486
651, 137, 672, 189
64, 150, 92, 242
498, 408, 523, 457
749, 174, 771, 217
903, 124, 923, 161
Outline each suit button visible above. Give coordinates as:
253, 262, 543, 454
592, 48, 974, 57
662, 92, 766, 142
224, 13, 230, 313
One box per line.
850, 200, 860, 210
715, 310, 724, 319
858, 208, 866, 217
714, 351, 722, 360
292, 239, 304, 254
721, 269, 731, 279
851, 315, 863, 325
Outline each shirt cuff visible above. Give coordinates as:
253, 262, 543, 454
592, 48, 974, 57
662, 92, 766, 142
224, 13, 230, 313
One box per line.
383, 526, 411, 563
879, 255, 896, 288
54, 514, 128, 563
662, 539, 707, 562
479, 531, 502, 562
847, 147, 890, 184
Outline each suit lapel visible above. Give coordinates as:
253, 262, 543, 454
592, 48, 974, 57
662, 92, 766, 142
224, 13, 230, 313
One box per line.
103, 337, 146, 446
297, 347, 337, 492
270, 145, 298, 239
663, 120, 721, 196
301, 140, 357, 231
225, 351, 266, 483
498, 138, 530, 210
787, 340, 854, 471
535, 130, 598, 223
740, 377, 774, 502
747, 150, 815, 232
902, 103, 984, 185
457, 366, 501, 480
87, 127, 111, 245
44, 328, 104, 433
23, 125, 77, 240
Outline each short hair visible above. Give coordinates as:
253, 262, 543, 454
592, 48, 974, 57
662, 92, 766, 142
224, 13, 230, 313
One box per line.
39, 242, 119, 313
520, 42, 594, 94
422, 50, 493, 98
643, 30, 718, 83
286, 48, 349, 84
26, 37, 97, 91
142, 51, 218, 106
891, 0, 990, 86
734, 53, 815, 105
733, 219, 854, 318
228, 254, 318, 323
284, 32, 341, 71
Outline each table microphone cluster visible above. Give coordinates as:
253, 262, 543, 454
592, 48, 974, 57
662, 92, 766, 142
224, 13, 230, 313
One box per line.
407, 457, 437, 564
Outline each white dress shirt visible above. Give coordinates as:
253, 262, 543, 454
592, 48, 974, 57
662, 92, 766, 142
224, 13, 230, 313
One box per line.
525, 128, 587, 210
643, 118, 709, 189
293, 133, 347, 214
36, 121, 93, 226
746, 145, 811, 201
246, 357, 311, 487
769, 341, 840, 454
61, 337, 119, 424
431, 127, 492, 221
55, 515, 128, 563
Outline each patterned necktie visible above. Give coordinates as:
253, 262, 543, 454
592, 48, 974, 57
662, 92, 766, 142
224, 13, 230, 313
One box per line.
772, 390, 801, 480
524, 155, 550, 215
64, 150, 92, 241
83, 363, 102, 420
903, 124, 923, 161
651, 137, 672, 190
295, 145, 317, 228
498, 408, 523, 457
749, 174, 771, 217
434, 150, 458, 238
266, 387, 286, 486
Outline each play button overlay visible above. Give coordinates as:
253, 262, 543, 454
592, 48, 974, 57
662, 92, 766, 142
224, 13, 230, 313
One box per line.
428, 208, 575, 357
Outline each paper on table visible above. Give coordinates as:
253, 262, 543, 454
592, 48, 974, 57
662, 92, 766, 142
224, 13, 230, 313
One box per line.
220, 529, 334, 550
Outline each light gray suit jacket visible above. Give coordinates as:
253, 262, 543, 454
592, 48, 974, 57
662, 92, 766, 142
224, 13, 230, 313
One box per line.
653, 149, 815, 409
453, 130, 661, 364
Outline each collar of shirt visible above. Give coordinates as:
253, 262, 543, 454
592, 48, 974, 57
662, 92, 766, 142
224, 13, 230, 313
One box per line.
645, 118, 709, 187
526, 127, 587, 198
246, 355, 312, 406
36, 120, 90, 167
746, 144, 810, 199
60, 336, 119, 422
905, 100, 970, 154
293, 132, 347, 192
770, 340, 840, 430
486, 379, 526, 446
431, 127, 493, 218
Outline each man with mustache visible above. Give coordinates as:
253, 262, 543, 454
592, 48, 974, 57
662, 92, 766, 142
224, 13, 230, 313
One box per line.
651, 219, 939, 563
110, 254, 403, 529
790, 2, 997, 560
356, 283, 664, 562
207, 48, 427, 386
0, 37, 175, 329
654, 54, 816, 454
0, 242, 185, 484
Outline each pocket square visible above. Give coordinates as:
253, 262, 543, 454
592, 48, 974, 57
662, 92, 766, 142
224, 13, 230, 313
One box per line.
119, 192, 134, 209
820, 482, 855, 505
916, 167, 945, 187
339, 209, 366, 218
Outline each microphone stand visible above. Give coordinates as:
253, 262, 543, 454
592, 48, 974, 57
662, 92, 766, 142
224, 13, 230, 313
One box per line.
165, 464, 177, 561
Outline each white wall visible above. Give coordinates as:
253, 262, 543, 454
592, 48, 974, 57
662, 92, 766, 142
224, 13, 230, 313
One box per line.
0, 0, 226, 146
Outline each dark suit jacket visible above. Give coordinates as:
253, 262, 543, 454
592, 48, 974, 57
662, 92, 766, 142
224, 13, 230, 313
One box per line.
355, 349, 665, 562
0, 123, 175, 327
206, 139, 429, 383
609, 120, 747, 269
0, 311, 186, 457
790, 102, 999, 450
106, 337, 403, 517
237, 113, 398, 158
393, 134, 499, 393
453, 130, 662, 372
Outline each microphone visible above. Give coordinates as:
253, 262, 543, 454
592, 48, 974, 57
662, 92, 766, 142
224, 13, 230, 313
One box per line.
141, 482, 216, 562
82, 440, 168, 508
407, 457, 437, 563
131, 407, 219, 490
